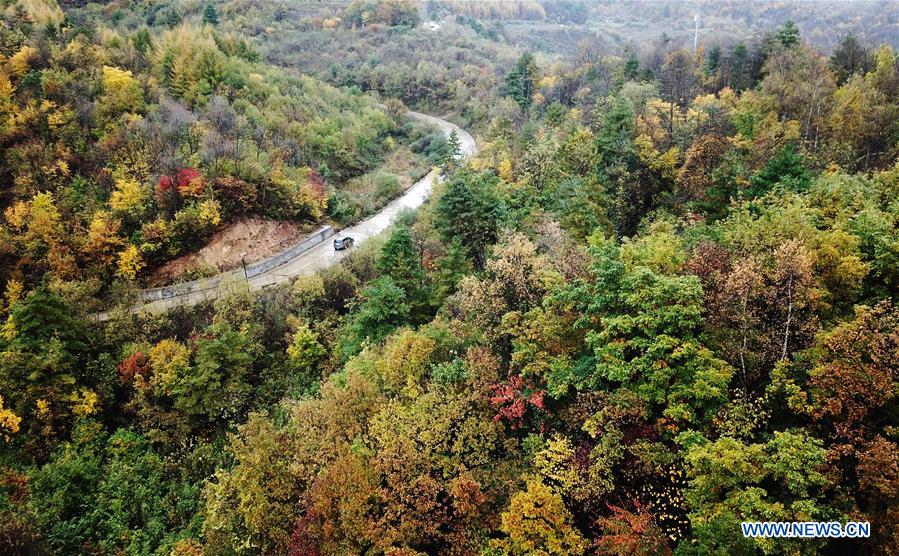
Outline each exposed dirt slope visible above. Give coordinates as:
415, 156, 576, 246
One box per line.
148, 218, 308, 286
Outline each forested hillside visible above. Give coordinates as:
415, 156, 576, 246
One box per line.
1, 1, 898, 555
212, 0, 516, 117
0, 0, 456, 309
429, 0, 898, 52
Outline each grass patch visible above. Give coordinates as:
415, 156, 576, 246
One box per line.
328, 145, 432, 225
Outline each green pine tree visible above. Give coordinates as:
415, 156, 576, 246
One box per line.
341, 277, 410, 359
0, 283, 89, 436
447, 130, 462, 161
434, 238, 473, 303
730, 42, 748, 91
749, 143, 811, 197
503, 52, 539, 112
3, 284, 86, 357
377, 226, 424, 296
202, 4, 219, 26
623, 51, 639, 81
777, 20, 800, 48
434, 170, 506, 268
165, 52, 191, 99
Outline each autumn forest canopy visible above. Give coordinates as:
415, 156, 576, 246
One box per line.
0, 0, 898, 554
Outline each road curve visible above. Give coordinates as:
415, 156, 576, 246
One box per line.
97, 112, 476, 320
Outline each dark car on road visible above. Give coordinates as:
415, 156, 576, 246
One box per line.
333, 236, 354, 250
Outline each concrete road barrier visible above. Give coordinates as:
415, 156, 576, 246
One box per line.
139, 226, 333, 303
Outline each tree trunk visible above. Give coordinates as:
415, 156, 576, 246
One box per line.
781, 272, 794, 361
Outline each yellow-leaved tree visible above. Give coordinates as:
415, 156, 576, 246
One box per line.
3, 279, 24, 315
24, 191, 63, 255
489, 477, 588, 555
0, 394, 21, 441
101, 65, 144, 115
110, 176, 145, 214
10, 0, 64, 26
148, 339, 190, 397
7, 45, 37, 77
116, 244, 145, 279
84, 210, 124, 269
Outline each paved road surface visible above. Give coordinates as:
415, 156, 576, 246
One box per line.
98, 112, 476, 320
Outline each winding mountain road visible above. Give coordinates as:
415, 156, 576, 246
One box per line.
98, 112, 476, 321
